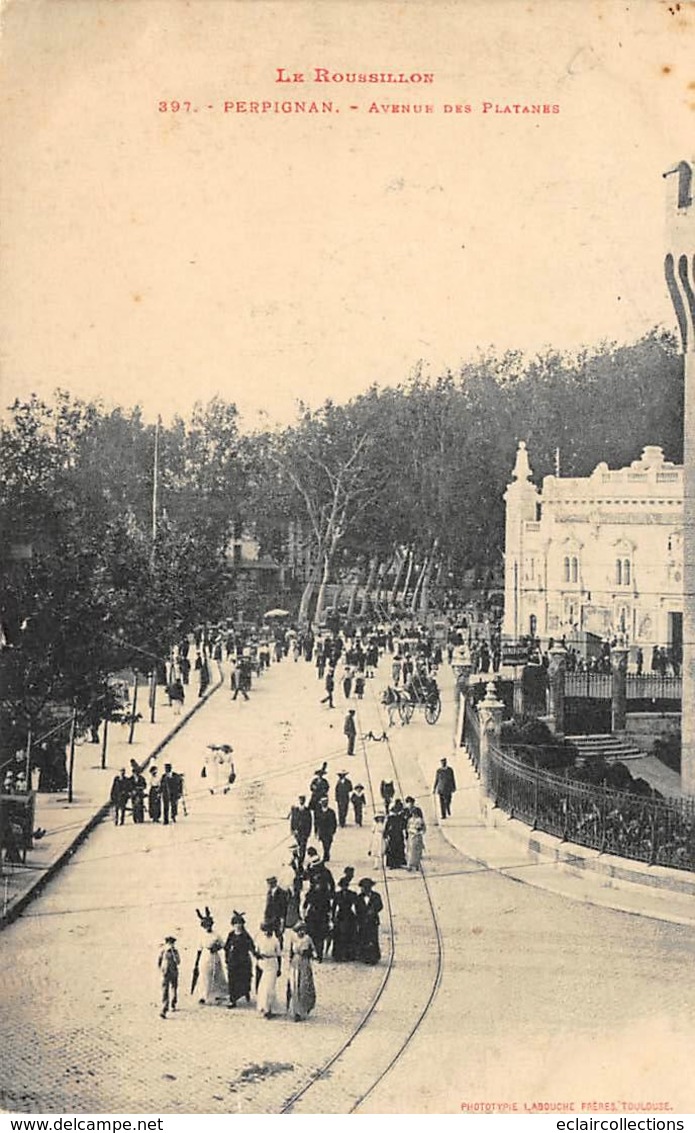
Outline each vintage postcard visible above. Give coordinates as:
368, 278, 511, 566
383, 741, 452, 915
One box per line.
1, 0, 695, 1121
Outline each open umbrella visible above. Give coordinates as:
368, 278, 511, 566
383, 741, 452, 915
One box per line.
264, 608, 290, 618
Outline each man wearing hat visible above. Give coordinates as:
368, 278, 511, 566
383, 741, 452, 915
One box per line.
403, 795, 424, 825
161, 763, 182, 825
303, 850, 335, 961
110, 768, 130, 826
320, 666, 335, 708
335, 771, 353, 828
309, 765, 329, 832
263, 875, 288, 947
350, 783, 366, 827
343, 708, 357, 756
315, 796, 338, 862
289, 794, 313, 867
158, 935, 180, 1018
433, 757, 457, 819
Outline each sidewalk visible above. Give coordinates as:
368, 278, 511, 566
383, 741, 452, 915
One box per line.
0, 667, 223, 930
411, 667, 695, 928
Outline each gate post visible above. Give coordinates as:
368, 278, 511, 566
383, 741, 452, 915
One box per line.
478, 680, 505, 797
547, 644, 567, 737
611, 639, 629, 735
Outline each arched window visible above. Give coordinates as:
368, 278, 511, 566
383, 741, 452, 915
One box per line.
563, 556, 570, 583
571, 556, 578, 584
529, 614, 537, 637
623, 559, 631, 586
616, 559, 622, 585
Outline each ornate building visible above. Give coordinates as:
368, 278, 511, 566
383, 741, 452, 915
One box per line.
503, 442, 683, 656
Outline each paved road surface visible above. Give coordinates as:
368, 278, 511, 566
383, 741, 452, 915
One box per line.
1, 655, 694, 1114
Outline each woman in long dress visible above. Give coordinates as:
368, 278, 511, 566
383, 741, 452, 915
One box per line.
355, 878, 383, 965
406, 813, 426, 871
367, 813, 385, 862
148, 768, 161, 822
331, 877, 358, 961
287, 922, 316, 1021
383, 800, 407, 868
224, 912, 255, 1007
255, 922, 281, 1018
193, 908, 228, 1005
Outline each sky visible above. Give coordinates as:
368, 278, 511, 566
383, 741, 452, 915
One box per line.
1, 0, 693, 431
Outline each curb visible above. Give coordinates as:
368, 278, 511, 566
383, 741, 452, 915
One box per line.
445, 744, 695, 923
484, 796, 695, 897
0, 666, 224, 932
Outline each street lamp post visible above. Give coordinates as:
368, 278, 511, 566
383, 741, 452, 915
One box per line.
149, 668, 157, 725
67, 703, 78, 804
100, 716, 109, 770
128, 670, 140, 745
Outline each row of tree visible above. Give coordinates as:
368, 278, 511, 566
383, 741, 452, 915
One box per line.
0, 327, 684, 753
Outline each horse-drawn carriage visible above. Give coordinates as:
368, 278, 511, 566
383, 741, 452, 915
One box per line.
381, 673, 441, 726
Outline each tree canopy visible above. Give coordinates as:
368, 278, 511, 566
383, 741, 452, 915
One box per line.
0, 327, 683, 745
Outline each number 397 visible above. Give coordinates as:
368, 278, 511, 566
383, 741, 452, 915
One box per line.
158, 101, 191, 112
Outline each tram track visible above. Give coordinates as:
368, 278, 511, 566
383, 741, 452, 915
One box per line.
279, 663, 445, 1114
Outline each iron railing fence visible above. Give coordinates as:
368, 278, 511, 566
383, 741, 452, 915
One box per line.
487, 743, 695, 872
464, 698, 481, 774
564, 673, 682, 702
564, 673, 613, 699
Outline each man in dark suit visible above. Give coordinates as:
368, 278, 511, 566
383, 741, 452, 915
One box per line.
433, 757, 457, 819
160, 763, 182, 825
320, 668, 335, 708
289, 794, 313, 866
309, 766, 330, 831
343, 708, 357, 756
263, 876, 288, 946
335, 771, 353, 828
315, 797, 338, 862
110, 768, 130, 826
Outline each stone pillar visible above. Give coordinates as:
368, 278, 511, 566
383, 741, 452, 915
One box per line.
512, 667, 525, 718
611, 642, 629, 735
478, 680, 505, 796
453, 663, 472, 748
664, 159, 695, 792
547, 645, 567, 737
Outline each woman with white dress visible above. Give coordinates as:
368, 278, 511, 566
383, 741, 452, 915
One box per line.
367, 813, 386, 863
287, 922, 317, 1022
406, 813, 426, 871
192, 907, 228, 1005
255, 922, 282, 1018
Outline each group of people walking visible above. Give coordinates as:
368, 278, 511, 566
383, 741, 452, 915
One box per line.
158, 905, 317, 1022
111, 761, 185, 825
368, 793, 427, 870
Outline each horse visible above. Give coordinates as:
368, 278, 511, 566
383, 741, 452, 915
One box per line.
381, 685, 409, 727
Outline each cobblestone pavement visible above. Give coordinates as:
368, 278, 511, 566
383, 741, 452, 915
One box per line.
1, 673, 222, 923
3, 656, 695, 1114
0, 660, 385, 1114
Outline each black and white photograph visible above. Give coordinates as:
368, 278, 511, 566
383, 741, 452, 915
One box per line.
1, 0, 695, 1120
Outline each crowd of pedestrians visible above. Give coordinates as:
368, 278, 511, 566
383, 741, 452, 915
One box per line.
153, 612, 463, 1025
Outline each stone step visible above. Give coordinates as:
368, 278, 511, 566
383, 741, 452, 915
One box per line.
566, 733, 645, 761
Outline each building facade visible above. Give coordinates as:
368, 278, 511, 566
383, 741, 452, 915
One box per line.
503, 442, 683, 656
